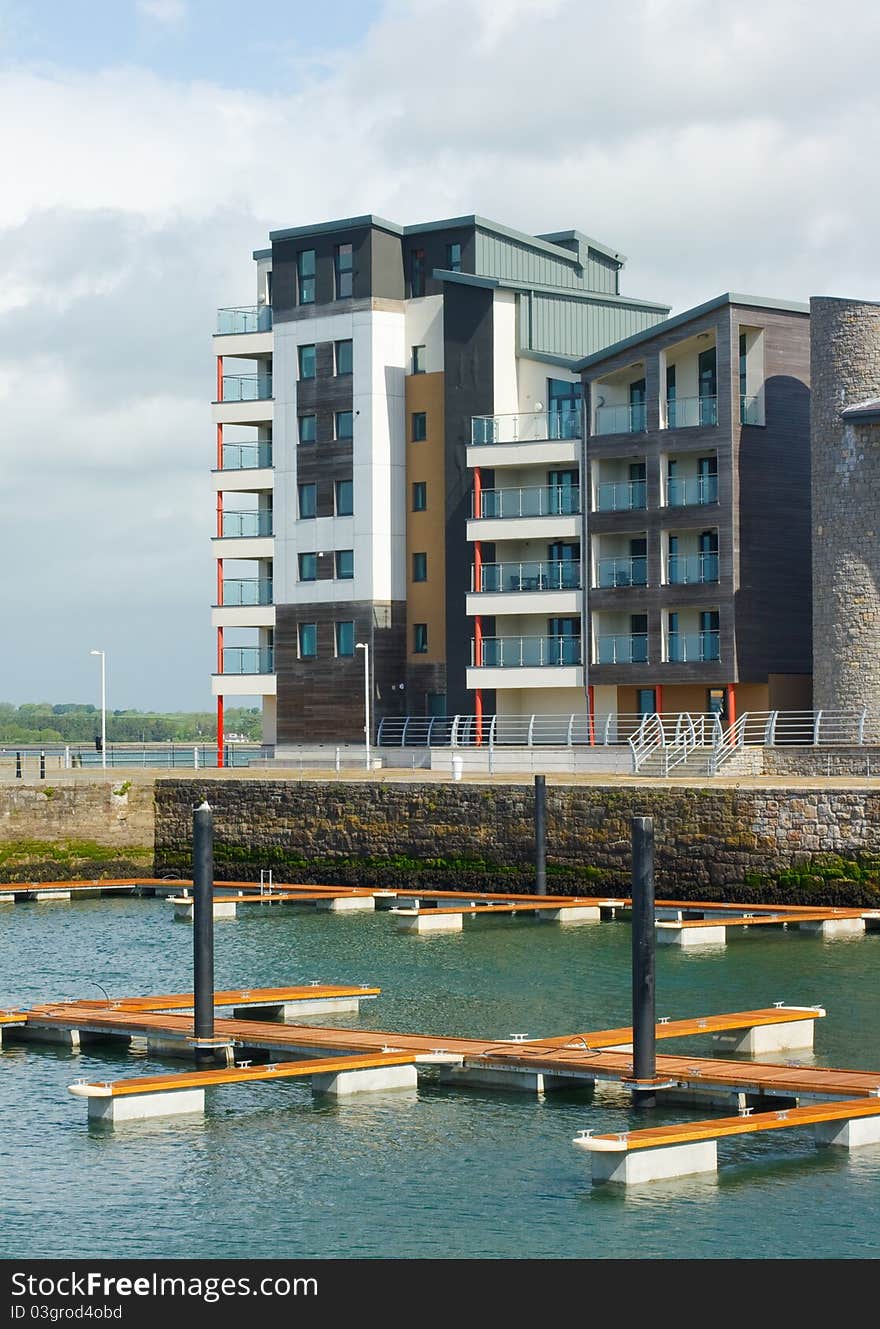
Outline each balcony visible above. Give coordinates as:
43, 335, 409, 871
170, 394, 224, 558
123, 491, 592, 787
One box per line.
595, 402, 647, 435
596, 634, 648, 664
221, 510, 273, 539
470, 411, 580, 445
596, 555, 647, 589
665, 395, 717, 429
220, 578, 273, 607
667, 631, 720, 663
222, 646, 275, 674
667, 474, 717, 507
216, 305, 273, 335
472, 560, 581, 594
221, 441, 273, 471
220, 373, 273, 403
741, 394, 761, 425
595, 479, 646, 512
667, 552, 719, 585
473, 485, 580, 519
475, 635, 582, 668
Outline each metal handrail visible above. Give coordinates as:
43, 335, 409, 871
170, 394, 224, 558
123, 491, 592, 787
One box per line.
471, 561, 582, 593
470, 410, 581, 445
473, 485, 581, 519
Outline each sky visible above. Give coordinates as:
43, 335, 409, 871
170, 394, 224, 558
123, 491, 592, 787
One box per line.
1, 0, 879, 713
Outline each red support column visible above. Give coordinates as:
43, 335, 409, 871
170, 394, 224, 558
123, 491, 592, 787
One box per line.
216, 356, 223, 402
217, 696, 224, 770
475, 689, 483, 746
216, 492, 223, 538
474, 616, 483, 746
588, 684, 595, 745
726, 684, 736, 737
216, 559, 223, 606
655, 685, 664, 716
472, 466, 482, 518
473, 539, 482, 591
216, 422, 223, 470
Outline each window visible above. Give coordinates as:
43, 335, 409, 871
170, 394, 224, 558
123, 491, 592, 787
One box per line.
298, 552, 317, 581
335, 339, 353, 376
410, 248, 425, 297
297, 482, 316, 518
446, 241, 461, 272
335, 479, 353, 516
335, 410, 353, 440
412, 345, 426, 374
298, 623, 317, 659
335, 620, 354, 657
547, 378, 582, 438
335, 243, 353, 299
412, 481, 427, 511
412, 552, 427, 582
297, 250, 315, 305
335, 549, 354, 580
413, 623, 428, 654
298, 344, 316, 380
298, 414, 317, 445
411, 411, 427, 441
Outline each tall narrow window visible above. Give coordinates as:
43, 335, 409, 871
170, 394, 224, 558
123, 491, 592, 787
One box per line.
334, 549, 354, 580
666, 364, 677, 428
335, 410, 353, 440
413, 623, 428, 653
335, 339, 353, 376
298, 344, 316, 380
446, 242, 461, 272
298, 414, 316, 445
412, 345, 426, 374
335, 243, 353, 299
412, 552, 427, 582
298, 623, 317, 659
698, 347, 718, 426
412, 481, 427, 511
629, 378, 647, 432
335, 620, 354, 657
297, 250, 315, 305
334, 479, 353, 516
298, 552, 317, 581
412, 411, 427, 441
410, 248, 426, 297
297, 482, 316, 518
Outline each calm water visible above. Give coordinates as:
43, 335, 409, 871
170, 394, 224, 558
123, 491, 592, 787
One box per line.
2, 899, 880, 1260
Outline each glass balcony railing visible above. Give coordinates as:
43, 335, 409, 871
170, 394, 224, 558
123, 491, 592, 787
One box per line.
220, 373, 273, 402
596, 634, 648, 664
666, 395, 718, 429
219, 578, 273, 607
220, 510, 273, 538
596, 556, 647, 589
666, 631, 720, 663
474, 635, 582, 667
595, 479, 647, 512
666, 474, 718, 506
470, 410, 581, 445
595, 402, 647, 435
474, 485, 580, 519
667, 552, 719, 585
472, 560, 581, 593
741, 394, 761, 425
221, 646, 274, 675
221, 441, 273, 471
216, 305, 273, 335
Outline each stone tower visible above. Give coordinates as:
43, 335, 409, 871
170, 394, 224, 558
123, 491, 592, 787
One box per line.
811, 297, 880, 711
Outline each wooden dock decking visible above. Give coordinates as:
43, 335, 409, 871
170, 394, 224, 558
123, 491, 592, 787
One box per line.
53, 984, 381, 1013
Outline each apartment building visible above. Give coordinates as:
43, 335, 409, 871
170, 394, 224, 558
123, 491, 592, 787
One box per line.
211, 213, 669, 753
566, 294, 813, 730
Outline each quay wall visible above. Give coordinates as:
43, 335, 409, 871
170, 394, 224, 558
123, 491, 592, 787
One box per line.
154, 779, 880, 905
0, 777, 154, 880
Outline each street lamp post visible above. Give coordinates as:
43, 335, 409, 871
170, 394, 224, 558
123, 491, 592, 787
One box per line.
355, 641, 371, 771
90, 649, 107, 770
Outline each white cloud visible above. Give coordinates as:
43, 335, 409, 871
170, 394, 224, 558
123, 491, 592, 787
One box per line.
2, 0, 880, 707
136, 0, 188, 25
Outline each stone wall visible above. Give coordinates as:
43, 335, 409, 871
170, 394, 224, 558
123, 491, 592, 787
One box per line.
763, 747, 880, 777
154, 778, 880, 905
0, 777, 155, 881
811, 296, 880, 711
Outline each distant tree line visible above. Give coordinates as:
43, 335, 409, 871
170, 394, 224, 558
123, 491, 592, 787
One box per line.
0, 703, 261, 744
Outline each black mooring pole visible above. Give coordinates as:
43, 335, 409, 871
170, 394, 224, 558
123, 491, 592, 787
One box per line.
15, 751, 21, 779
631, 815, 656, 1108
534, 774, 547, 896
39, 751, 45, 780
193, 800, 215, 1062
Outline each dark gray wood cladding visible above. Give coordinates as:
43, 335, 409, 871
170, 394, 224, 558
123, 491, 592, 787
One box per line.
275, 602, 407, 744
443, 281, 495, 715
